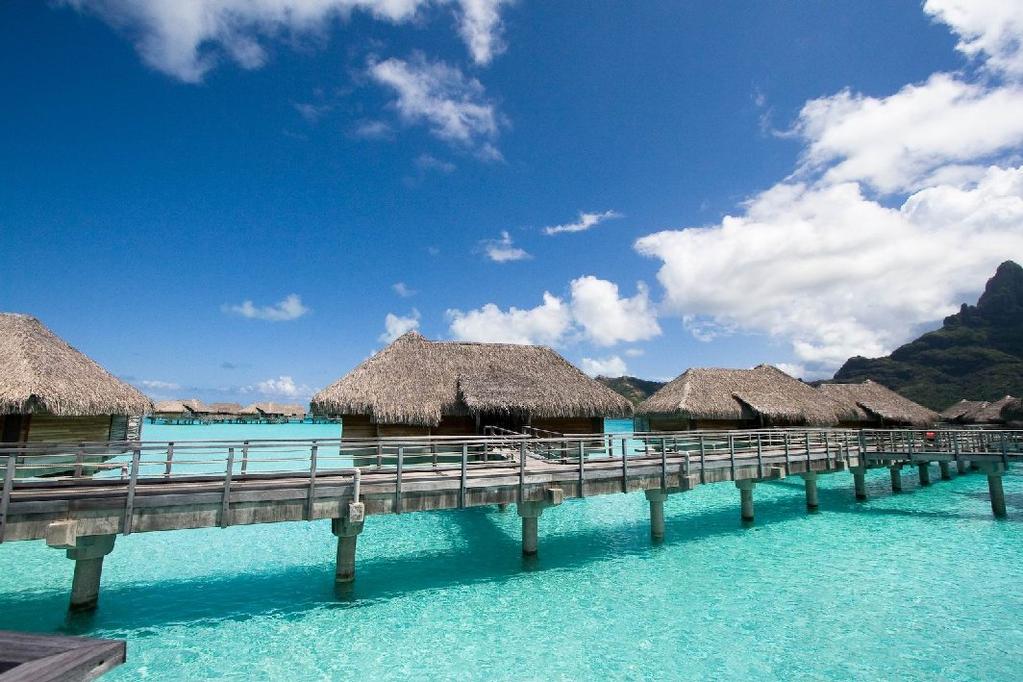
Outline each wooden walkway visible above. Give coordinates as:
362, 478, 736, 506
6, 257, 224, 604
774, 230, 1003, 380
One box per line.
0, 428, 1018, 611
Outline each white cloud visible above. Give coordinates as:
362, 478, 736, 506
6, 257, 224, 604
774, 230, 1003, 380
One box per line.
380, 309, 421, 342
352, 119, 394, 140
794, 74, 1023, 193
415, 153, 456, 173
774, 363, 808, 381
392, 281, 416, 297
624, 348, 644, 357
580, 355, 627, 378
138, 380, 181, 390
252, 375, 311, 399
455, 0, 511, 65
447, 292, 571, 345
543, 210, 622, 235
482, 230, 530, 262
636, 166, 1023, 374
924, 0, 1023, 77
369, 54, 502, 156
61, 0, 514, 82
569, 276, 661, 346
293, 101, 332, 123
224, 294, 310, 321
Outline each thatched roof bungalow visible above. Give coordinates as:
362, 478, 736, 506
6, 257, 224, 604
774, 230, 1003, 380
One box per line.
961, 395, 1017, 425
240, 402, 306, 420
940, 399, 987, 422
818, 381, 938, 427
0, 313, 151, 445
311, 331, 632, 438
151, 399, 210, 421
635, 365, 838, 431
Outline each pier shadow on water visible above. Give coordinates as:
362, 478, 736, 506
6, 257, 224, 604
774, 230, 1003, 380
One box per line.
3, 469, 1014, 636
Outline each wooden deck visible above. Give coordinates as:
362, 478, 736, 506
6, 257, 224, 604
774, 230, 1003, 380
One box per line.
0, 631, 125, 682
0, 428, 1018, 612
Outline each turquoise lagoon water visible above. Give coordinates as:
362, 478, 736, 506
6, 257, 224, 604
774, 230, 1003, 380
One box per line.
1, 420, 1022, 680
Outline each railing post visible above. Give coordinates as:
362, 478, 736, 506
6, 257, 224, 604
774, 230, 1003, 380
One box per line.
164, 442, 175, 478
805, 432, 811, 470
306, 444, 318, 521
0, 455, 16, 543
699, 436, 706, 484
783, 433, 791, 474
660, 437, 668, 490
756, 434, 763, 479
240, 440, 250, 476
729, 435, 736, 480
519, 441, 526, 503
460, 444, 468, 509
376, 441, 383, 469
221, 446, 236, 528
578, 440, 586, 498
621, 436, 629, 493
74, 443, 86, 479
123, 448, 141, 535
395, 446, 404, 514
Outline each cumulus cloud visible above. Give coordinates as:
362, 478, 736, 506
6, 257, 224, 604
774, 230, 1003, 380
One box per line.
482, 231, 530, 262
61, 0, 514, 82
252, 375, 312, 398
380, 309, 421, 342
369, 54, 502, 156
580, 355, 627, 378
224, 294, 310, 321
351, 119, 394, 140
456, 0, 512, 65
447, 293, 571, 345
633, 3, 1023, 377
543, 210, 622, 236
138, 379, 181, 390
447, 276, 661, 347
392, 281, 416, 297
569, 276, 661, 346
415, 153, 456, 173
924, 0, 1023, 77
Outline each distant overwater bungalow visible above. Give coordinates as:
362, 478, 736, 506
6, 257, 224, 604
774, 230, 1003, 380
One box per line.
151, 399, 210, 424
940, 395, 1018, 426
0, 313, 150, 474
818, 380, 938, 427
635, 365, 836, 431
311, 331, 632, 438
239, 402, 306, 422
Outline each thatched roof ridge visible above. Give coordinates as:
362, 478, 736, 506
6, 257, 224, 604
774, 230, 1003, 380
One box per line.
0, 313, 151, 417
940, 399, 987, 421
241, 402, 305, 417
965, 395, 1017, 424
152, 399, 209, 414
208, 402, 242, 414
1001, 398, 1023, 424
818, 380, 938, 426
311, 331, 632, 426
636, 364, 838, 425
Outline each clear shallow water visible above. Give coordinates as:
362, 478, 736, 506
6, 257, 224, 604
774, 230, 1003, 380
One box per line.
1, 421, 1022, 680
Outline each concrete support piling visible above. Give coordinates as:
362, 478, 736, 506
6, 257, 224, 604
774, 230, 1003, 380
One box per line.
918, 463, 931, 486
736, 480, 755, 522
645, 489, 668, 539
957, 460, 969, 475
853, 468, 867, 501
65, 535, 116, 612
516, 488, 563, 556
331, 503, 366, 584
801, 472, 819, 509
977, 463, 1008, 518
889, 465, 903, 493
939, 461, 951, 480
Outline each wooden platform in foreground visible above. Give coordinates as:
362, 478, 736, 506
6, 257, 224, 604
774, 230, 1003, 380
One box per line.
0, 631, 125, 682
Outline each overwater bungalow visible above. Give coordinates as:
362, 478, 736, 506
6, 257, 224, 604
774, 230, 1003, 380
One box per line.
0, 313, 150, 474
818, 380, 938, 428
940, 399, 988, 423
957, 395, 1017, 426
310, 331, 632, 438
151, 399, 210, 424
240, 402, 306, 422
207, 402, 243, 422
635, 365, 837, 431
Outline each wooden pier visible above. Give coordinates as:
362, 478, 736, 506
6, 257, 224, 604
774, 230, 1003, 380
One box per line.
0, 428, 1017, 611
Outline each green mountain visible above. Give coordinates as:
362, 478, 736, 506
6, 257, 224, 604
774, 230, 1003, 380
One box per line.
833, 261, 1023, 410
597, 375, 666, 406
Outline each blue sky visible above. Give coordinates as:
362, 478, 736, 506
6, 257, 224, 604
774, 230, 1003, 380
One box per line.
2, 1, 1022, 403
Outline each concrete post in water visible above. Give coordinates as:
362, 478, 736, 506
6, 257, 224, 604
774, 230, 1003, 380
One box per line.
918, 463, 931, 486
939, 461, 951, 480
736, 479, 755, 522
977, 463, 1008, 518
957, 460, 969, 475
889, 465, 902, 493
852, 468, 867, 501
65, 535, 116, 612
645, 489, 668, 539
332, 502, 366, 583
516, 488, 564, 556
801, 471, 819, 509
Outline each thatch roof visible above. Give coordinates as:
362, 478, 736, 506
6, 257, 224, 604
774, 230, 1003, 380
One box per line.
152, 399, 209, 414
940, 399, 987, 421
208, 402, 242, 414
1001, 398, 1023, 424
0, 313, 151, 417
635, 365, 837, 425
311, 331, 632, 426
818, 381, 938, 426
964, 395, 1017, 424
241, 402, 305, 417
